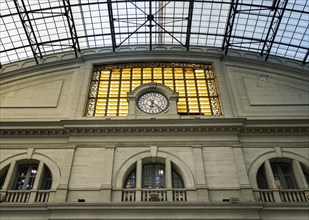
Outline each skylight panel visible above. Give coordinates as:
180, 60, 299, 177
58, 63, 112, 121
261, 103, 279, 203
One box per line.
1, 0, 308, 65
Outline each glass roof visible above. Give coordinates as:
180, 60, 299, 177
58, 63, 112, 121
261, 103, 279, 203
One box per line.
1, 0, 308, 66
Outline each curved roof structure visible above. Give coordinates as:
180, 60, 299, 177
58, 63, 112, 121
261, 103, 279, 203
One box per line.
1, 0, 308, 66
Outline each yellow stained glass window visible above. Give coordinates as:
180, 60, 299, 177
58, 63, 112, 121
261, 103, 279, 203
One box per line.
86, 63, 221, 117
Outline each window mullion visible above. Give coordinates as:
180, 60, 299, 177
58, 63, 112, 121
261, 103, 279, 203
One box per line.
264, 160, 278, 189
135, 159, 142, 202
292, 160, 307, 189
165, 159, 172, 188
32, 161, 44, 190
2, 161, 16, 190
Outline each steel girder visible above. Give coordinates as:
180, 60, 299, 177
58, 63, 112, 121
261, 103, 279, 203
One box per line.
107, 0, 117, 52
12, 0, 80, 64
222, 0, 239, 55
260, 0, 288, 61
185, 0, 195, 51
13, 0, 43, 64
62, 0, 81, 57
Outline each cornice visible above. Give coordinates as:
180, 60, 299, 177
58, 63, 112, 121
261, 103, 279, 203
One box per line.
1, 47, 308, 78
0, 119, 308, 137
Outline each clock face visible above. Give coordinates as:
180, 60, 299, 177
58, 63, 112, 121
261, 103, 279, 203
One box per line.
137, 92, 169, 114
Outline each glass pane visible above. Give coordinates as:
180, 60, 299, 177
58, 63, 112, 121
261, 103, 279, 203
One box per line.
0, 166, 8, 190
125, 171, 136, 188
271, 163, 298, 189
88, 63, 221, 116
172, 170, 184, 188
41, 166, 52, 190
257, 165, 268, 189
15, 164, 38, 190
142, 164, 165, 189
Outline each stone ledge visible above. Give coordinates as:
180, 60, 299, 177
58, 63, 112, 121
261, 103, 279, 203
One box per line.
0, 118, 308, 137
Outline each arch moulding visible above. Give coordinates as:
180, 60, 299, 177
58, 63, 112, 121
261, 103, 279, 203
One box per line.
114, 149, 195, 189
248, 150, 308, 189
0, 152, 61, 190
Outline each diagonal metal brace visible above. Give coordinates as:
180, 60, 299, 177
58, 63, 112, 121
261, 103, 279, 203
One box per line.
222, 0, 239, 55
13, 0, 43, 64
303, 50, 309, 64
260, 0, 288, 61
62, 0, 81, 57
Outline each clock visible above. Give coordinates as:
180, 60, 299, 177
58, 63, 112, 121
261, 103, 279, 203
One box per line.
137, 92, 169, 114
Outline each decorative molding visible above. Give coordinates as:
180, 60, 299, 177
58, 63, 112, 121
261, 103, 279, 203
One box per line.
1, 46, 307, 77
0, 119, 308, 137
26, 148, 34, 159
274, 147, 283, 158
150, 146, 158, 158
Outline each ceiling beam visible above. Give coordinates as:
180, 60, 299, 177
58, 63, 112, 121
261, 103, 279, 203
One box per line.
13, 0, 43, 64
260, 0, 288, 61
107, 0, 117, 52
185, 0, 194, 51
303, 50, 309, 64
222, 0, 239, 55
62, 0, 81, 58
149, 0, 153, 50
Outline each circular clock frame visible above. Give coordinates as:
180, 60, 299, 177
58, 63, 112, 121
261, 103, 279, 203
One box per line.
137, 91, 169, 114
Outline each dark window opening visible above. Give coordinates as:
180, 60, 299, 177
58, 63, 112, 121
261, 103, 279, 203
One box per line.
257, 165, 268, 189
124, 163, 185, 189
40, 165, 52, 190
271, 163, 297, 189
0, 165, 9, 190
143, 164, 165, 189
15, 164, 38, 190
124, 171, 136, 188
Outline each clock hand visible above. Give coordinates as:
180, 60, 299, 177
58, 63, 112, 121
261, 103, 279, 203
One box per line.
152, 101, 164, 111
150, 100, 155, 109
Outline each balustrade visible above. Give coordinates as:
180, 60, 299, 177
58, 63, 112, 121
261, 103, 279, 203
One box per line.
122, 189, 136, 202
0, 190, 51, 203
122, 189, 186, 202
173, 189, 187, 201
142, 189, 167, 202
279, 190, 309, 202
254, 189, 309, 203
34, 190, 50, 203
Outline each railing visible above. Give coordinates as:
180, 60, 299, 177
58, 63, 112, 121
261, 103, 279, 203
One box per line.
0, 190, 51, 203
173, 189, 187, 201
254, 189, 275, 202
279, 190, 309, 202
142, 189, 167, 202
122, 189, 186, 202
2, 190, 31, 203
34, 190, 50, 202
122, 189, 136, 202
254, 189, 309, 203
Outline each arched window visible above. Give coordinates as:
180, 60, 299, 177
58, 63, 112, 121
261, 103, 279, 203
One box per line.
124, 163, 184, 189
123, 161, 186, 202
257, 161, 300, 190
255, 159, 309, 203
0, 160, 53, 203
12, 162, 52, 190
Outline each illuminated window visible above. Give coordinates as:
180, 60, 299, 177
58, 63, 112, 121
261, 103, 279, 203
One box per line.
86, 63, 221, 117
